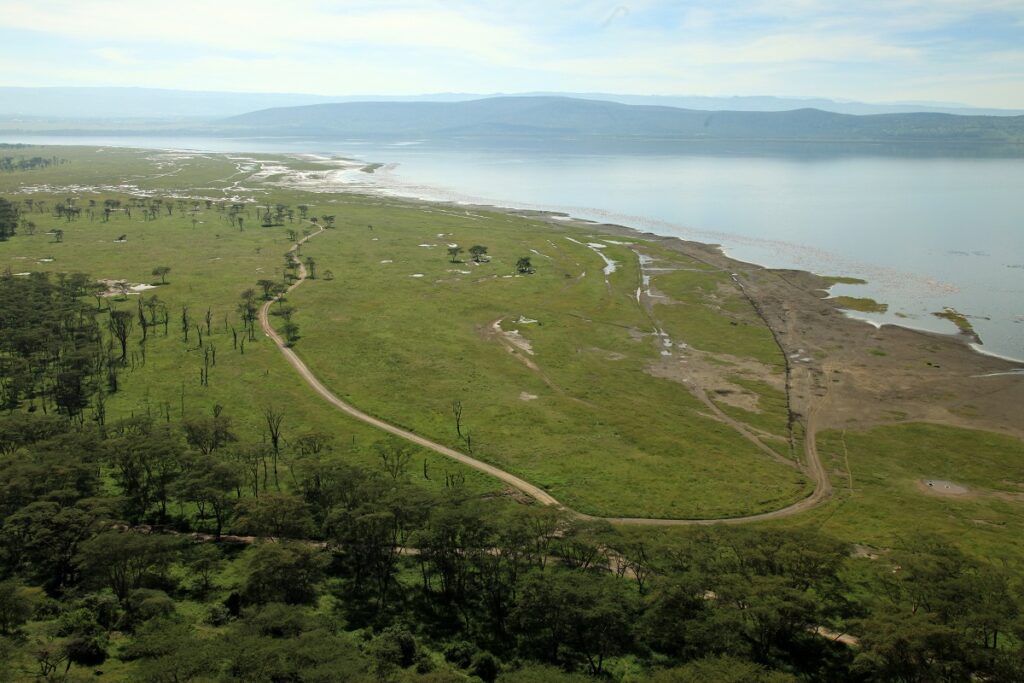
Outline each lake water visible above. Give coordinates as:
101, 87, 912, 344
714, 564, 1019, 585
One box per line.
4, 134, 1023, 360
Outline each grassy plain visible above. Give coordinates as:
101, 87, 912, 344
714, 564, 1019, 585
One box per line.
2, 145, 1020, 539
0, 145, 808, 518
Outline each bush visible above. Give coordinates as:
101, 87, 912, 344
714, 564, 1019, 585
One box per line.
471, 652, 500, 683
444, 640, 479, 668
0, 579, 37, 635
126, 588, 176, 625
242, 603, 309, 638
206, 603, 232, 627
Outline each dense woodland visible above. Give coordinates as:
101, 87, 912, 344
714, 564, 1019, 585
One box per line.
0, 193, 1022, 682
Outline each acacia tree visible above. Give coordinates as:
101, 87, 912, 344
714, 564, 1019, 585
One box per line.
447, 246, 464, 263
256, 279, 277, 300
108, 310, 134, 363
469, 245, 488, 263
516, 256, 534, 274
282, 321, 300, 346
151, 266, 171, 284
0, 197, 18, 241
263, 406, 284, 490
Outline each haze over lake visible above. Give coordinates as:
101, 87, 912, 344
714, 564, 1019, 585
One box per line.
5, 134, 1023, 360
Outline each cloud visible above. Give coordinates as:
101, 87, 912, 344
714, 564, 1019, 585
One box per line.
0, 0, 1022, 107
92, 47, 139, 65
0, 0, 538, 63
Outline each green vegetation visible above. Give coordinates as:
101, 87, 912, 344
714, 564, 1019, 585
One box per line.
809, 423, 1024, 566
0, 154, 62, 173
829, 295, 888, 313
933, 307, 977, 335
0, 146, 1021, 681
821, 275, 868, 286
2, 412, 1022, 681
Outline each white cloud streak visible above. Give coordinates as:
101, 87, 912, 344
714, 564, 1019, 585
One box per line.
0, 0, 1021, 106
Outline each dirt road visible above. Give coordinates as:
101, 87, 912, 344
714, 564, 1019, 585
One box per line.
260, 228, 831, 525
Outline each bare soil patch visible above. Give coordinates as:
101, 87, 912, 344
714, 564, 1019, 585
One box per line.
918, 479, 970, 496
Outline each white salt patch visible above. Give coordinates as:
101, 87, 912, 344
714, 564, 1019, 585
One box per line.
131, 284, 158, 292
418, 244, 436, 248
14, 272, 30, 276
493, 320, 534, 355
410, 273, 424, 278
380, 260, 393, 264
38, 258, 54, 263
519, 392, 538, 401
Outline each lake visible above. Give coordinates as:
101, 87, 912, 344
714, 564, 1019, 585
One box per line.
4, 134, 1023, 360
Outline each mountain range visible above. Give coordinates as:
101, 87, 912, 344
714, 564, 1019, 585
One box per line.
218, 96, 1024, 144
0, 86, 1021, 120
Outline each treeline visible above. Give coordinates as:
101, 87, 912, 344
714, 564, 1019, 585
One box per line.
0, 272, 115, 418
9, 194, 332, 233
0, 408, 1022, 682
0, 155, 61, 172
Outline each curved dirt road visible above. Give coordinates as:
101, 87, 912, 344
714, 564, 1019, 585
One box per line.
261, 229, 831, 525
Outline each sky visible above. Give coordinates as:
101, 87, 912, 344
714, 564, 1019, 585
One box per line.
1, 0, 1023, 107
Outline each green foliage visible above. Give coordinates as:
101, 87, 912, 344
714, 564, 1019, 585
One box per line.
0, 271, 107, 415
0, 148, 1020, 682
0, 196, 17, 240
76, 531, 183, 602
0, 579, 37, 635
241, 541, 328, 605
650, 656, 798, 682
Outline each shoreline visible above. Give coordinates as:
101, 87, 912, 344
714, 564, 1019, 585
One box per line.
5, 140, 1023, 366
280, 163, 1024, 367
274, 151, 1022, 363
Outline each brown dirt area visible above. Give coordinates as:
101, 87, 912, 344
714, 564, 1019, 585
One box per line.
527, 214, 1024, 443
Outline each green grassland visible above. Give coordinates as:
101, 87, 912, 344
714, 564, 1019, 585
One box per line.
2, 146, 1020, 537
288, 201, 808, 517
0, 146, 808, 519
808, 423, 1024, 566
631, 422, 1024, 575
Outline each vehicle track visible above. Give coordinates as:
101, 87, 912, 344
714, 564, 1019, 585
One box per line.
260, 228, 831, 525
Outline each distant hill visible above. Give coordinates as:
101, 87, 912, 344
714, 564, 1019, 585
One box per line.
1, 87, 1020, 120
218, 96, 1024, 144
0, 87, 339, 119
512, 93, 1024, 117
